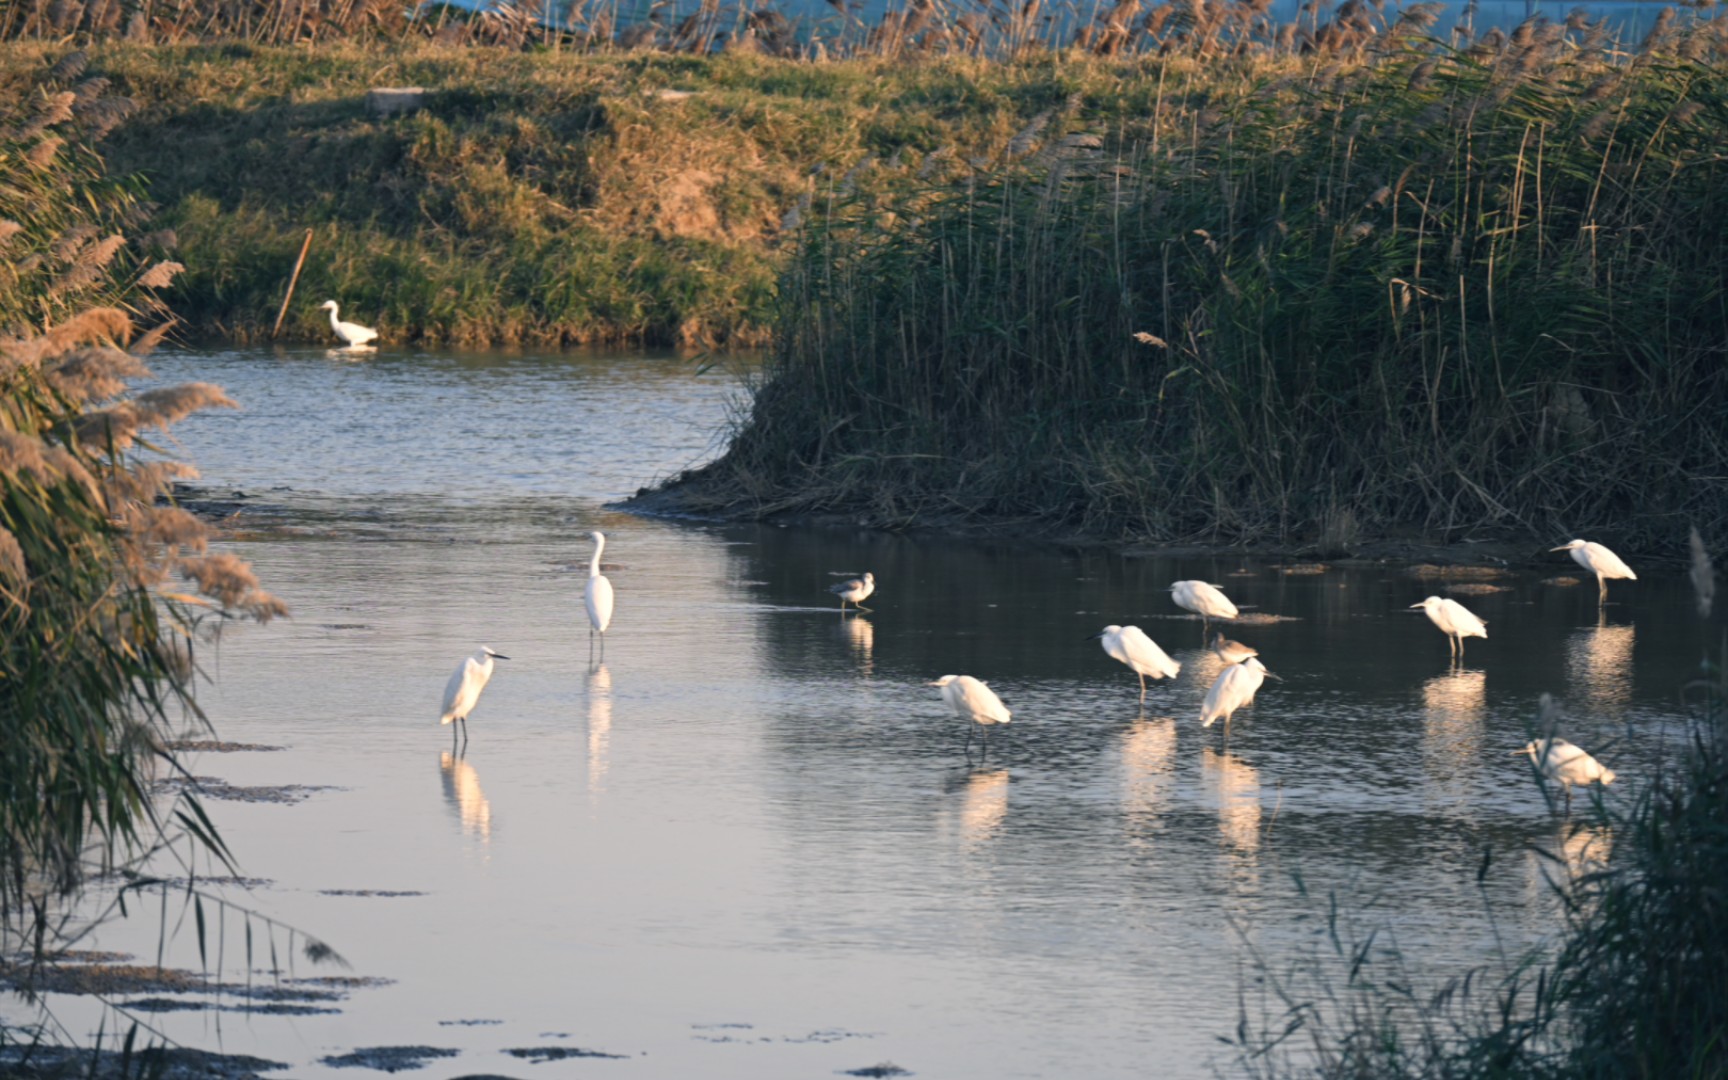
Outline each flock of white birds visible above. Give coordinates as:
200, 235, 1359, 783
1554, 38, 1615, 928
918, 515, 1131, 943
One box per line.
424, 467, 1633, 811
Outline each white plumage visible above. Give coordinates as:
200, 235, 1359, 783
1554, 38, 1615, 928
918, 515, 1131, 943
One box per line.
1516, 737, 1616, 811
929, 674, 1011, 751
829, 571, 875, 613
1199, 657, 1276, 733
1550, 539, 1636, 605
1095, 625, 1180, 703
585, 531, 614, 657
440, 646, 508, 742
319, 299, 378, 348
1410, 595, 1488, 659
1170, 580, 1239, 631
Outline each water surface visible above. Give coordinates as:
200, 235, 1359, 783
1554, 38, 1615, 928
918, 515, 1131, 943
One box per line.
20, 344, 1713, 1079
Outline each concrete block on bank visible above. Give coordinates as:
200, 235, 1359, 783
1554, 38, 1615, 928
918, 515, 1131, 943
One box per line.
366, 87, 427, 118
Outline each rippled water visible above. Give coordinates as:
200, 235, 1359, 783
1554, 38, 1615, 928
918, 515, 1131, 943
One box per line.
19, 344, 1716, 1078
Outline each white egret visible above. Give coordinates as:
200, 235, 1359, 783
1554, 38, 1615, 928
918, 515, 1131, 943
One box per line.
585, 531, 614, 659
1170, 580, 1238, 637
1094, 625, 1180, 704
1410, 596, 1488, 659
829, 571, 875, 613
1210, 631, 1258, 664
440, 646, 509, 743
928, 674, 1011, 753
1199, 657, 1279, 735
1515, 737, 1616, 812
1550, 539, 1636, 605
319, 300, 378, 349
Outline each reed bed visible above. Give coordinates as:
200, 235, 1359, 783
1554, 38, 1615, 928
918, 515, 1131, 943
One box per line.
670, 15, 1728, 552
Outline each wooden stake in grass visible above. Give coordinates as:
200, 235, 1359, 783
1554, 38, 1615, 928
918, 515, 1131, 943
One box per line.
271, 228, 314, 340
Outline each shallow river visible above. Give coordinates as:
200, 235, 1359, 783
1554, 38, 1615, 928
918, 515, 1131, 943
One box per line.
24, 345, 1717, 1078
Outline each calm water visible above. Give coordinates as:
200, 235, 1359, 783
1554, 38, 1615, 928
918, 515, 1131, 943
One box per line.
22, 344, 1715, 1078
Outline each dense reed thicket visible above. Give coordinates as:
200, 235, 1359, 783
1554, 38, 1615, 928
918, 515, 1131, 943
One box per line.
663, 15, 1728, 552
1236, 552, 1728, 1078
0, 55, 283, 959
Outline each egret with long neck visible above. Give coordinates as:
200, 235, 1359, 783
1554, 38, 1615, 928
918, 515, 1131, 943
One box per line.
585, 531, 614, 659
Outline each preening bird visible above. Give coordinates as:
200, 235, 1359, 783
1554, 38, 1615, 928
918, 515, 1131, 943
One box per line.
1515, 737, 1616, 812
319, 300, 378, 348
1410, 596, 1488, 659
585, 531, 614, 659
1199, 657, 1278, 735
1170, 580, 1239, 636
829, 571, 875, 613
1210, 631, 1258, 664
1095, 625, 1180, 704
929, 674, 1011, 753
1550, 539, 1636, 606
440, 646, 509, 743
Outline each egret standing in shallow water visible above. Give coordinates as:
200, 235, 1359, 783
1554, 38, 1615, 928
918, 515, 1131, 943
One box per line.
1210, 631, 1257, 664
319, 300, 378, 349
1410, 595, 1488, 660
1515, 737, 1616, 812
1550, 539, 1637, 606
829, 571, 875, 613
585, 531, 614, 659
929, 675, 1011, 754
1095, 625, 1180, 704
1199, 657, 1278, 735
440, 646, 509, 744
1170, 580, 1239, 638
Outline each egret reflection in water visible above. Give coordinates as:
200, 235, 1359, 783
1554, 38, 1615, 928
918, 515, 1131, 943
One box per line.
1565, 617, 1635, 720
1119, 717, 1177, 835
587, 663, 613, 798
1201, 747, 1262, 857
947, 767, 1010, 849
440, 750, 493, 841
1421, 668, 1487, 799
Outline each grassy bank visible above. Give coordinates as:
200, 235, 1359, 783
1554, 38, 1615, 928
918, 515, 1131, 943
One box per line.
658, 18, 1728, 553
7, 41, 1109, 346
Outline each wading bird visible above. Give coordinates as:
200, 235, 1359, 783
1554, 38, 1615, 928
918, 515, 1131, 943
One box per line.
1199, 657, 1278, 735
1550, 539, 1637, 606
829, 571, 875, 613
441, 646, 509, 744
1410, 596, 1487, 659
585, 531, 614, 659
1210, 631, 1258, 664
1515, 737, 1616, 812
929, 675, 1011, 754
1095, 625, 1180, 704
1170, 580, 1239, 637
319, 300, 378, 349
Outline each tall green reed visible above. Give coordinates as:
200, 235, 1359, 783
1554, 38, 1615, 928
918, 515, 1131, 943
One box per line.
685, 18, 1728, 552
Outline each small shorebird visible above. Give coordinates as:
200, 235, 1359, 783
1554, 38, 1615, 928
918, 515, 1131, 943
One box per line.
1209, 631, 1257, 664
829, 571, 875, 613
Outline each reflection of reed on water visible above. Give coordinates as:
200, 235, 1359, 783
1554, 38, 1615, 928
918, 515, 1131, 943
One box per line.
440, 750, 492, 841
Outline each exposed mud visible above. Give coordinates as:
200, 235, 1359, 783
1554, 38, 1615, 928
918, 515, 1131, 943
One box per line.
1444, 583, 1513, 596
504, 1046, 629, 1062
0, 1044, 287, 1078
167, 741, 287, 753
155, 776, 342, 805
319, 889, 427, 897
319, 1046, 460, 1072
842, 1065, 913, 1078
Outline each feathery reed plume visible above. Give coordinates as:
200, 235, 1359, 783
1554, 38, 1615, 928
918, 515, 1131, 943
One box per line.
1690, 527, 1715, 619
137, 260, 185, 289
0, 526, 25, 586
